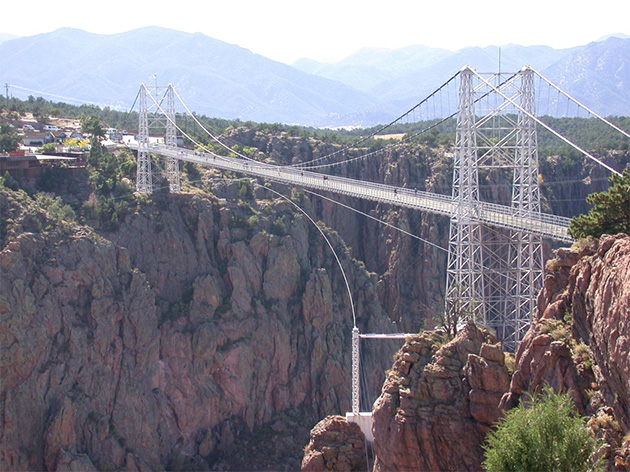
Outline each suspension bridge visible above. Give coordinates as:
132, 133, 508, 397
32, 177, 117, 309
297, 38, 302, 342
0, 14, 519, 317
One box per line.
126, 65, 629, 422
129, 140, 573, 241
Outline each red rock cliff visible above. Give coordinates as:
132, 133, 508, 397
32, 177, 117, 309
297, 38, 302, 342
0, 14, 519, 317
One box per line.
370, 324, 510, 472
0, 189, 397, 471
502, 234, 630, 470
350, 235, 630, 471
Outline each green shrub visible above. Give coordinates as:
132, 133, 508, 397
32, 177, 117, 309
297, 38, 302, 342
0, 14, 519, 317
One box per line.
539, 318, 571, 344
247, 214, 259, 229
236, 178, 254, 200
483, 387, 603, 472
34, 193, 76, 223
271, 215, 287, 236
37, 142, 57, 153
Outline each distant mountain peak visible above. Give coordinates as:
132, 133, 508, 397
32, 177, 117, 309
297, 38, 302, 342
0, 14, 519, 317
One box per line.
0, 33, 19, 45
596, 33, 630, 42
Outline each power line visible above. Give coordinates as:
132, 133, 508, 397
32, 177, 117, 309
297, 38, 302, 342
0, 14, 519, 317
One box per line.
7, 84, 116, 108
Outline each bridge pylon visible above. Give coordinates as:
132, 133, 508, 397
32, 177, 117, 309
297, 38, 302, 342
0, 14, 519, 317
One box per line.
135, 85, 153, 193
135, 83, 181, 194
165, 84, 181, 193
445, 66, 544, 351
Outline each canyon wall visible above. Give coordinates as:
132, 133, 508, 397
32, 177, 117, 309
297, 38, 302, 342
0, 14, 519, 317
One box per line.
0, 187, 397, 471
305, 234, 630, 471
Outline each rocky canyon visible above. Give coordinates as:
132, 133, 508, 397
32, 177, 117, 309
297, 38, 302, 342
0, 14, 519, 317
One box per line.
303, 234, 630, 471
0, 185, 399, 470
1, 126, 628, 471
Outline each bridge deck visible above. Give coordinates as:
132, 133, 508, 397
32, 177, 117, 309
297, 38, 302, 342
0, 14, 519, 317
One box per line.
131, 143, 573, 242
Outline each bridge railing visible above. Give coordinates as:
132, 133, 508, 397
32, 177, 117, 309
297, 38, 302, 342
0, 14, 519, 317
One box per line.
149, 143, 458, 215
131, 143, 573, 242
475, 201, 573, 241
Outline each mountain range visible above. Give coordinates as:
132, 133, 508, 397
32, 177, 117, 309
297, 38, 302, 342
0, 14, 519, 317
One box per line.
0, 27, 628, 126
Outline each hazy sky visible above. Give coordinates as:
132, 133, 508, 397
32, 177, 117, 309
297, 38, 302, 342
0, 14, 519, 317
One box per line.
4, 0, 629, 63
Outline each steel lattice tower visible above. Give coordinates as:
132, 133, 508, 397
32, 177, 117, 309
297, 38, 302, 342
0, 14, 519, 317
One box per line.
135, 85, 153, 193
445, 66, 544, 351
504, 68, 544, 348
445, 67, 486, 325
165, 84, 181, 193
136, 83, 181, 194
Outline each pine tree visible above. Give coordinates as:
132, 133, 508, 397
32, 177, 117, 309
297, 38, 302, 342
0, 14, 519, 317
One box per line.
568, 170, 630, 239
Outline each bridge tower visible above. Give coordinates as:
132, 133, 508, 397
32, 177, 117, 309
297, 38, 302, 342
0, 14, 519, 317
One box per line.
165, 84, 181, 193
135, 85, 153, 193
136, 83, 181, 194
445, 66, 544, 351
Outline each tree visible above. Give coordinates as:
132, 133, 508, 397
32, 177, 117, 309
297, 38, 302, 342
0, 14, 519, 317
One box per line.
483, 388, 603, 472
81, 114, 106, 165
81, 114, 105, 140
33, 106, 48, 123
569, 170, 630, 239
38, 142, 57, 154
0, 124, 20, 152
439, 283, 481, 338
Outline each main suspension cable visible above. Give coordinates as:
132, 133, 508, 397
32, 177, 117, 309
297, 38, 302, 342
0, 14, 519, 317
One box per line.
289, 70, 463, 169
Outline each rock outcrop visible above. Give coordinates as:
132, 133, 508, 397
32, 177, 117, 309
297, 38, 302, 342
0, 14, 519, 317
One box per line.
361, 235, 629, 472
370, 323, 510, 472
0, 188, 397, 471
301, 415, 367, 472
1, 191, 159, 471
503, 234, 630, 470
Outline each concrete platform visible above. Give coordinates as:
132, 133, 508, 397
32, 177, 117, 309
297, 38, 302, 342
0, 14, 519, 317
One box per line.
345, 412, 373, 443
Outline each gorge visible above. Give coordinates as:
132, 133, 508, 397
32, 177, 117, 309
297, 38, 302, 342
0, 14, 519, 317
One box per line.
1, 124, 629, 470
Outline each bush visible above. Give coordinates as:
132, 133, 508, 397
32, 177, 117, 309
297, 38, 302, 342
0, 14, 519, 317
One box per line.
37, 142, 57, 154
86, 195, 131, 231
236, 178, 254, 200
34, 193, 76, 223
483, 388, 603, 472
271, 215, 287, 236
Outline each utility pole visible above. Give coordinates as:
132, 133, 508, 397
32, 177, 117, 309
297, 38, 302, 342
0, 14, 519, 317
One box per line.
4, 84, 9, 108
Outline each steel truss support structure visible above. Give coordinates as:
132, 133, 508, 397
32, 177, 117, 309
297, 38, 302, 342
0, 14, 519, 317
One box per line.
136, 85, 153, 193
445, 66, 544, 351
445, 68, 486, 326
136, 83, 181, 194
351, 327, 359, 415
165, 84, 181, 193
